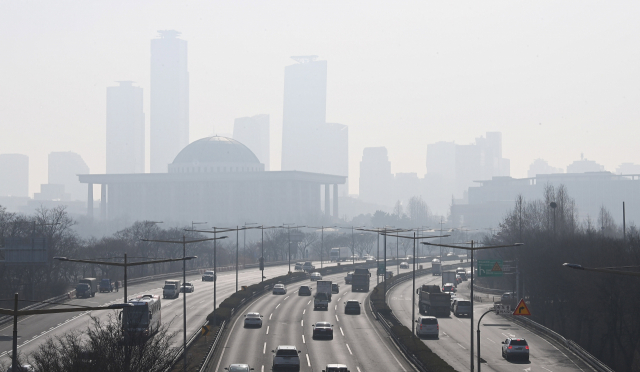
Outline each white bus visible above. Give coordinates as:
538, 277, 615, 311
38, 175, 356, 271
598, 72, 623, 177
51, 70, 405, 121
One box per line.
330, 247, 351, 262
122, 294, 161, 338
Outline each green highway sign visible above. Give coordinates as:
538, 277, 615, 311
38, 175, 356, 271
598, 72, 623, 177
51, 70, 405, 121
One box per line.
477, 259, 504, 277
377, 263, 386, 275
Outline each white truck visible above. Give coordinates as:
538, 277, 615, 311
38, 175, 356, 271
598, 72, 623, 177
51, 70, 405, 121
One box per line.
163, 280, 181, 299
330, 247, 351, 262
314, 280, 332, 310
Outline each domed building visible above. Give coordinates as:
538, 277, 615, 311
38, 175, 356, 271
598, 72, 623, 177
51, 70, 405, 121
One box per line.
79, 136, 345, 225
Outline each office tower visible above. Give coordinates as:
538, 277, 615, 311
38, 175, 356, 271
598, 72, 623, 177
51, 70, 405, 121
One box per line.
321, 122, 348, 195
233, 114, 270, 170
359, 147, 393, 206
0, 154, 29, 197
48, 152, 89, 201
281, 56, 327, 172
150, 30, 189, 173
106, 81, 145, 174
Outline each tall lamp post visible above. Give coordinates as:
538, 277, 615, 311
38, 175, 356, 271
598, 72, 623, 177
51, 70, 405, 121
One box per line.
422, 241, 524, 372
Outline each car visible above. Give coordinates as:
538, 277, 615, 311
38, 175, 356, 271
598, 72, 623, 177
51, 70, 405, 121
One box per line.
453, 299, 472, 317
415, 316, 439, 338
455, 274, 462, 284
302, 261, 315, 272
180, 282, 195, 293
310, 272, 322, 281
365, 258, 376, 264
399, 262, 409, 269
272, 345, 301, 370
243, 312, 263, 328
344, 272, 352, 284
501, 292, 515, 302
298, 285, 312, 296
502, 337, 530, 361
294, 262, 303, 271
312, 321, 334, 339
273, 284, 287, 294
225, 364, 254, 371
331, 283, 339, 293
459, 272, 467, 281
443, 283, 457, 293
202, 270, 215, 281
322, 364, 350, 372
385, 271, 393, 279
344, 300, 361, 314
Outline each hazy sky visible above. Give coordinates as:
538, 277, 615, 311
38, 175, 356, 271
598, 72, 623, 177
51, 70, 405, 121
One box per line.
1, 1, 639, 196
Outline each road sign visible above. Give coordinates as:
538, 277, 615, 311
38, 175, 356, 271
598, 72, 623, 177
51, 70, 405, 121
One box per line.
494, 304, 511, 315
477, 259, 503, 277
512, 299, 531, 316
201, 325, 211, 336
377, 263, 386, 275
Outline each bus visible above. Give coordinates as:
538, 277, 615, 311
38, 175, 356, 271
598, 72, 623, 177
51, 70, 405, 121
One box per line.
122, 294, 161, 338
330, 247, 351, 262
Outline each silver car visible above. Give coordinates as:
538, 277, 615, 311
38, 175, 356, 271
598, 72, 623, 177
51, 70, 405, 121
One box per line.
225, 364, 254, 371
272, 345, 301, 370
502, 337, 529, 361
244, 312, 263, 328
415, 316, 439, 338
453, 299, 471, 317
273, 284, 287, 294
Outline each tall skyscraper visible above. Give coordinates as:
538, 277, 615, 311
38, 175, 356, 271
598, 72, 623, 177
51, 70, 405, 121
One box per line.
281, 56, 327, 172
0, 154, 28, 197
150, 30, 189, 173
359, 147, 393, 206
48, 152, 89, 201
106, 81, 145, 174
233, 114, 270, 170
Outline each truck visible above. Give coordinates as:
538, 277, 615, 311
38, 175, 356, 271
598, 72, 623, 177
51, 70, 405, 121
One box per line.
163, 280, 181, 299
314, 280, 332, 310
351, 268, 371, 292
99, 278, 114, 293
76, 278, 98, 298
442, 271, 457, 288
302, 261, 315, 272
431, 259, 441, 276
329, 247, 351, 262
417, 284, 451, 317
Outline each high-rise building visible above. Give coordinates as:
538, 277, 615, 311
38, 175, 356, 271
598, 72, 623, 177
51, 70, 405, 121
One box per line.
527, 159, 563, 178
48, 152, 89, 201
150, 30, 189, 173
106, 81, 145, 174
233, 114, 270, 171
0, 154, 28, 197
359, 147, 393, 206
281, 56, 327, 172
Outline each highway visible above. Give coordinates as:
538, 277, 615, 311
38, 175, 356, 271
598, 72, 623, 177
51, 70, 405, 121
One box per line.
388, 263, 593, 372
212, 270, 413, 372
0, 260, 337, 365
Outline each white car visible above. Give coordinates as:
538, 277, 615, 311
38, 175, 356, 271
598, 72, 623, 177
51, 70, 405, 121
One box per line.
272, 345, 301, 370
180, 282, 195, 293
224, 364, 254, 372
243, 312, 263, 328
273, 284, 287, 294
399, 262, 409, 269
323, 364, 349, 372
310, 272, 322, 281
415, 316, 439, 338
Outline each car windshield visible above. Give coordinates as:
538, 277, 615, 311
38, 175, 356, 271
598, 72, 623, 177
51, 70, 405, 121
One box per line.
205, 271, 214, 275
275, 284, 284, 288
163, 285, 175, 289
421, 318, 438, 325
228, 365, 250, 372
511, 340, 528, 346
457, 301, 471, 306
315, 322, 330, 327
346, 301, 359, 306
183, 283, 191, 286
123, 306, 149, 327
247, 313, 260, 318
276, 349, 298, 356
327, 368, 348, 372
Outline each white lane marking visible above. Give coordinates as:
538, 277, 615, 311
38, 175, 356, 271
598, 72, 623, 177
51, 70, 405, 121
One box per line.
357, 368, 361, 372
302, 334, 306, 344
266, 326, 269, 335
263, 342, 267, 354
541, 367, 553, 372
284, 296, 289, 300
340, 327, 344, 336
269, 313, 273, 320
486, 338, 496, 343
303, 309, 306, 315
276, 303, 281, 309
335, 314, 339, 322
307, 300, 311, 305
334, 305, 337, 310
306, 354, 311, 367
261, 366, 264, 372
301, 320, 304, 327
346, 343, 353, 355
457, 343, 467, 350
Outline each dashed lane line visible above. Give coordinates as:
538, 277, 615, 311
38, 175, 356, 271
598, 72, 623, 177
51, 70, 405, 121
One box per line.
346, 343, 353, 355
306, 353, 311, 367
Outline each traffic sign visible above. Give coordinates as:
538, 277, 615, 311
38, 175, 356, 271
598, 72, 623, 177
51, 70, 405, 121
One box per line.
512, 299, 531, 316
494, 304, 511, 315
377, 263, 386, 275
201, 325, 211, 336
477, 259, 503, 277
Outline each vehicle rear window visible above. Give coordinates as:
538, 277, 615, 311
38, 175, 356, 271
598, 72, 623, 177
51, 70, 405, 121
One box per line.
457, 301, 471, 306
421, 318, 438, 325
276, 350, 298, 356
511, 340, 528, 346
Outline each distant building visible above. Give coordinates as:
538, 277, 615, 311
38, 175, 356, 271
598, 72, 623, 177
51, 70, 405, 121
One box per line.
150, 30, 189, 173
616, 163, 640, 174
566, 155, 605, 173
233, 114, 270, 171
106, 81, 145, 174
320, 122, 348, 196
47, 152, 89, 201
0, 154, 28, 197
78, 136, 345, 224
359, 147, 393, 207
527, 159, 563, 178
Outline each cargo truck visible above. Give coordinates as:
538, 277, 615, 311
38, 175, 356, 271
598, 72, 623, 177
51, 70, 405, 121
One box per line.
76, 278, 98, 298
431, 259, 441, 276
351, 268, 371, 292
99, 278, 114, 293
314, 280, 332, 310
442, 271, 457, 288
163, 280, 181, 299
417, 284, 451, 317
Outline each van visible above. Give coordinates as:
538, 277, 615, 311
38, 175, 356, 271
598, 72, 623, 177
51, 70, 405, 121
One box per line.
415, 316, 439, 338
454, 300, 472, 317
